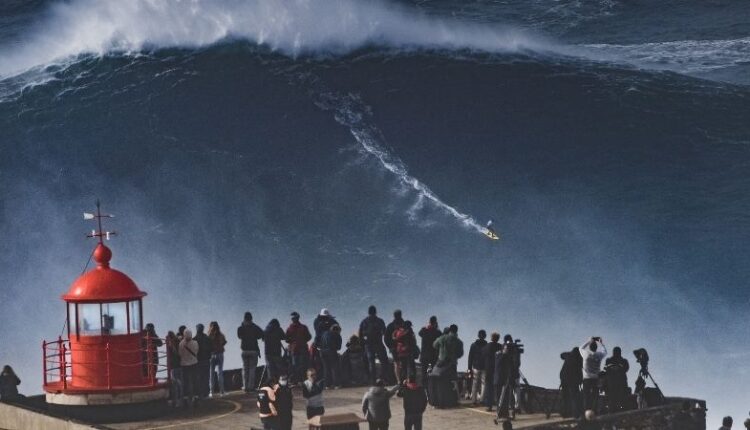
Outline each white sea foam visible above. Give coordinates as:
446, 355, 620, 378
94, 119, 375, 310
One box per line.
313, 90, 486, 234
0, 0, 549, 77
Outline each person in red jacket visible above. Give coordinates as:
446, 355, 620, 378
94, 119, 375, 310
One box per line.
392, 321, 417, 384
285, 311, 312, 385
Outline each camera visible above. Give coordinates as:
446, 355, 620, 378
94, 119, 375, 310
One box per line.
511, 338, 524, 354
633, 348, 650, 375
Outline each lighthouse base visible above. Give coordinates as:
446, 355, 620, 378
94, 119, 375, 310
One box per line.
46, 387, 169, 423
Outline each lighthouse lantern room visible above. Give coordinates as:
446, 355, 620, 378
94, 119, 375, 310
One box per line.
42, 202, 168, 419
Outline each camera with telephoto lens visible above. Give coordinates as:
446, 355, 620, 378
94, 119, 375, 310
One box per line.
509, 338, 524, 354
633, 348, 650, 375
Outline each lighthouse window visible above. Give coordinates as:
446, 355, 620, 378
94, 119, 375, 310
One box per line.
68, 303, 77, 335
129, 301, 142, 333
101, 302, 128, 335
79, 303, 102, 335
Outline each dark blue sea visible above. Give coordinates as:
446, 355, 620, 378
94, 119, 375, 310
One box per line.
1, 1, 748, 426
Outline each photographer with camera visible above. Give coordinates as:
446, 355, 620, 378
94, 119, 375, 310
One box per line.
580, 337, 607, 413
495, 334, 522, 420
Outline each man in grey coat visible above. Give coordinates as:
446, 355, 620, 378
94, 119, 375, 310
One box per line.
362, 379, 400, 430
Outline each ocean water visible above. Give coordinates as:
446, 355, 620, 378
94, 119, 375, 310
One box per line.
1, 1, 748, 427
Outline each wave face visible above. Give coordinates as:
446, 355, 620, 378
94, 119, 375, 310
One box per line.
1, 1, 749, 429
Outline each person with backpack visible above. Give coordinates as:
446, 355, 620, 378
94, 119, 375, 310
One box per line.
385, 310, 405, 382
392, 320, 417, 384
178, 329, 199, 406
362, 379, 400, 430
194, 323, 212, 399
398, 375, 428, 430
237, 312, 264, 393
264, 319, 287, 382
359, 305, 389, 385
418, 316, 441, 383
433, 324, 464, 379
320, 324, 343, 388
208, 321, 227, 397
468, 329, 488, 405
285, 311, 312, 385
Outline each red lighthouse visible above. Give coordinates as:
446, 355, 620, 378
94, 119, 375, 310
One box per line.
42, 202, 168, 421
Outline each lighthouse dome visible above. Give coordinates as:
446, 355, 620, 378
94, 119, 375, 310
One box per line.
63, 243, 146, 303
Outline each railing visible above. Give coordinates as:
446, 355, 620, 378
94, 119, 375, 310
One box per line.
43, 335, 170, 391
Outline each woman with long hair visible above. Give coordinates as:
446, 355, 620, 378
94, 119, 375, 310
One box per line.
207, 321, 227, 397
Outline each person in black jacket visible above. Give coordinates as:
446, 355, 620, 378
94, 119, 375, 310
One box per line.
274, 375, 294, 430
418, 316, 440, 384
320, 324, 343, 388
398, 375, 428, 430
560, 347, 584, 418
265, 319, 287, 382
468, 330, 488, 405
237, 312, 264, 393
0, 365, 22, 402
141, 323, 163, 381
604, 347, 630, 413
194, 323, 212, 398
482, 333, 502, 411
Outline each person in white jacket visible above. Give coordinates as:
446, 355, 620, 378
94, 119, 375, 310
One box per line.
579, 337, 606, 412
179, 329, 200, 406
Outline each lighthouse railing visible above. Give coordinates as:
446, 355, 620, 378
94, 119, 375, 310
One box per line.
42, 336, 72, 389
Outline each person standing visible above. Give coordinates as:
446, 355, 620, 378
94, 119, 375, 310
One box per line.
165, 331, 183, 407
362, 379, 400, 430
359, 305, 389, 384
398, 375, 428, 430
264, 319, 287, 382
559, 347, 583, 418
207, 321, 227, 397
392, 321, 417, 384
274, 375, 294, 430
237, 312, 264, 393
495, 336, 521, 419
468, 330, 488, 405
302, 368, 326, 419
285, 312, 312, 385
418, 316, 440, 383
320, 324, 343, 388
433, 324, 464, 379
482, 333, 502, 411
343, 334, 368, 386
178, 329, 199, 406
580, 337, 607, 413
385, 310, 405, 383
257, 381, 278, 430
0, 365, 22, 402
141, 323, 163, 381
604, 347, 630, 413
194, 323, 212, 399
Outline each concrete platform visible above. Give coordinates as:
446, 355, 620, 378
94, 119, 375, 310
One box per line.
105, 386, 565, 430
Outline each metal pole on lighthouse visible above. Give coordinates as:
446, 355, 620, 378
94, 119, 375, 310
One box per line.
84, 200, 117, 243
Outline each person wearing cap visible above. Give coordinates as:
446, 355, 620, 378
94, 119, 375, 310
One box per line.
286, 312, 312, 385
313, 308, 339, 381
274, 375, 293, 430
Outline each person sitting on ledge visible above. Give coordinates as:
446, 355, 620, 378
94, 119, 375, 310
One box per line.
0, 365, 22, 403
